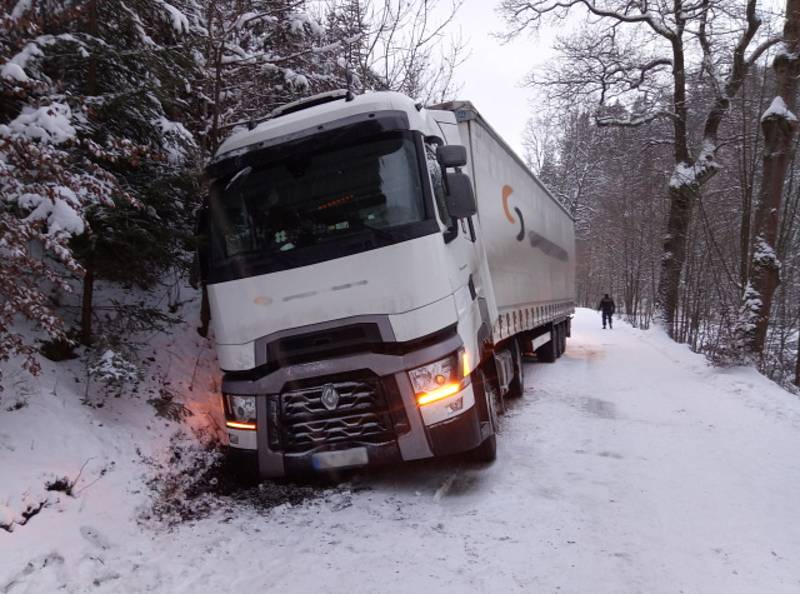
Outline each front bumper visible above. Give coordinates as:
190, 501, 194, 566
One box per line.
425, 396, 483, 457
222, 338, 483, 478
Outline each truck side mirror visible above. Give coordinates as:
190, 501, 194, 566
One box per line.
437, 145, 467, 168
445, 171, 477, 219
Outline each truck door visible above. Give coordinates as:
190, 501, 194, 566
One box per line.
424, 125, 492, 347
429, 116, 497, 339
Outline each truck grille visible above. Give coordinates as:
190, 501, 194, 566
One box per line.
280, 377, 395, 454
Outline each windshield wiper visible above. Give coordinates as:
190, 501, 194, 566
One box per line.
223, 248, 295, 269
359, 221, 396, 242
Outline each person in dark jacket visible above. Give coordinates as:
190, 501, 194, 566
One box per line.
597, 294, 616, 329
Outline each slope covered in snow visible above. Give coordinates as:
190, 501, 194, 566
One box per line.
2, 308, 799, 593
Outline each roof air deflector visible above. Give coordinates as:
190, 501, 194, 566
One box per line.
271, 90, 355, 119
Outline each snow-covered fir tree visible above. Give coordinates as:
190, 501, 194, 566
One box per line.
0, 0, 198, 372
189, 0, 342, 152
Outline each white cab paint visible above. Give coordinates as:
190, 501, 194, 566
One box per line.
217, 92, 432, 161
208, 233, 452, 347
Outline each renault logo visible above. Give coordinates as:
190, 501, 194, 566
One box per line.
321, 383, 340, 411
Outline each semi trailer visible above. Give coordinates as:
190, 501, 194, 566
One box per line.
203, 90, 575, 478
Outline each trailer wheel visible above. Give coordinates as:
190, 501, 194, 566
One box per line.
507, 337, 525, 398
536, 326, 557, 363
472, 369, 498, 463
554, 323, 564, 358
560, 321, 568, 354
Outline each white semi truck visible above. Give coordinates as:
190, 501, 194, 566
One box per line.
203, 90, 575, 478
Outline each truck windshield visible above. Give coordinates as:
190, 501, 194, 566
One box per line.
209, 133, 430, 271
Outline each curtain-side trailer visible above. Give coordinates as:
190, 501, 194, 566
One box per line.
202, 90, 575, 478
430, 100, 576, 363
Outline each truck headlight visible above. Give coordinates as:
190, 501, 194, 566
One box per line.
409, 351, 468, 406
224, 394, 256, 430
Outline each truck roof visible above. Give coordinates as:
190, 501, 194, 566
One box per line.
213, 91, 433, 163
429, 100, 573, 220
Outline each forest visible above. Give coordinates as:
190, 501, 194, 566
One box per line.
510, 0, 800, 390
2, 0, 800, 393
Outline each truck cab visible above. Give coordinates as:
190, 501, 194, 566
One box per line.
205, 90, 499, 477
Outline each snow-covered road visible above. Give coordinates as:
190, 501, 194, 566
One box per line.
3, 309, 800, 593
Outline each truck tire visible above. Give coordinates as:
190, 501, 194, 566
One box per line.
507, 337, 525, 398
224, 448, 260, 485
536, 327, 557, 363
473, 433, 497, 463
560, 321, 567, 354
555, 323, 564, 358
472, 369, 498, 463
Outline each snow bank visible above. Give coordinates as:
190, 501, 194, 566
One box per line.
0, 282, 222, 541
2, 309, 799, 593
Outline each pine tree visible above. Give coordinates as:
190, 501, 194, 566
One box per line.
0, 0, 199, 375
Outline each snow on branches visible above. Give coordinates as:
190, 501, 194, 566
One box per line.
761, 96, 799, 123
668, 142, 721, 189
0, 98, 131, 376
0, 0, 463, 382
0, 0, 196, 378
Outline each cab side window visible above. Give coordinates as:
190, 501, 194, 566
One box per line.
425, 142, 457, 239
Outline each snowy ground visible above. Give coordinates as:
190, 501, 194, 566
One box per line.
2, 308, 800, 593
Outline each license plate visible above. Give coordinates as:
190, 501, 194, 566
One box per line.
312, 447, 369, 470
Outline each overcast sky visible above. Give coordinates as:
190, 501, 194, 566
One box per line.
441, 1, 559, 158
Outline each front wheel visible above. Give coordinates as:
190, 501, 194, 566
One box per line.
507, 337, 525, 399
471, 369, 498, 463
472, 434, 496, 462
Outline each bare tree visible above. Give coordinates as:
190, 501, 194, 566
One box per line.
326, 0, 467, 103
501, 0, 778, 338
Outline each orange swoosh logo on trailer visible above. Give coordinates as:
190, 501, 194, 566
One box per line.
502, 185, 515, 223
502, 184, 525, 241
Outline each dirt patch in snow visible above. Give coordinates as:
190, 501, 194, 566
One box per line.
580, 397, 617, 419
140, 437, 341, 527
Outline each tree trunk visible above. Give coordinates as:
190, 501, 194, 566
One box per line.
658, 183, 696, 336
80, 248, 95, 346
747, 0, 800, 358
658, 0, 761, 340
795, 335, 800, 387
87, 0, 97, 95
80, 0, 98, 348
657, 10, 691, 339
739, 114, 754, 289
